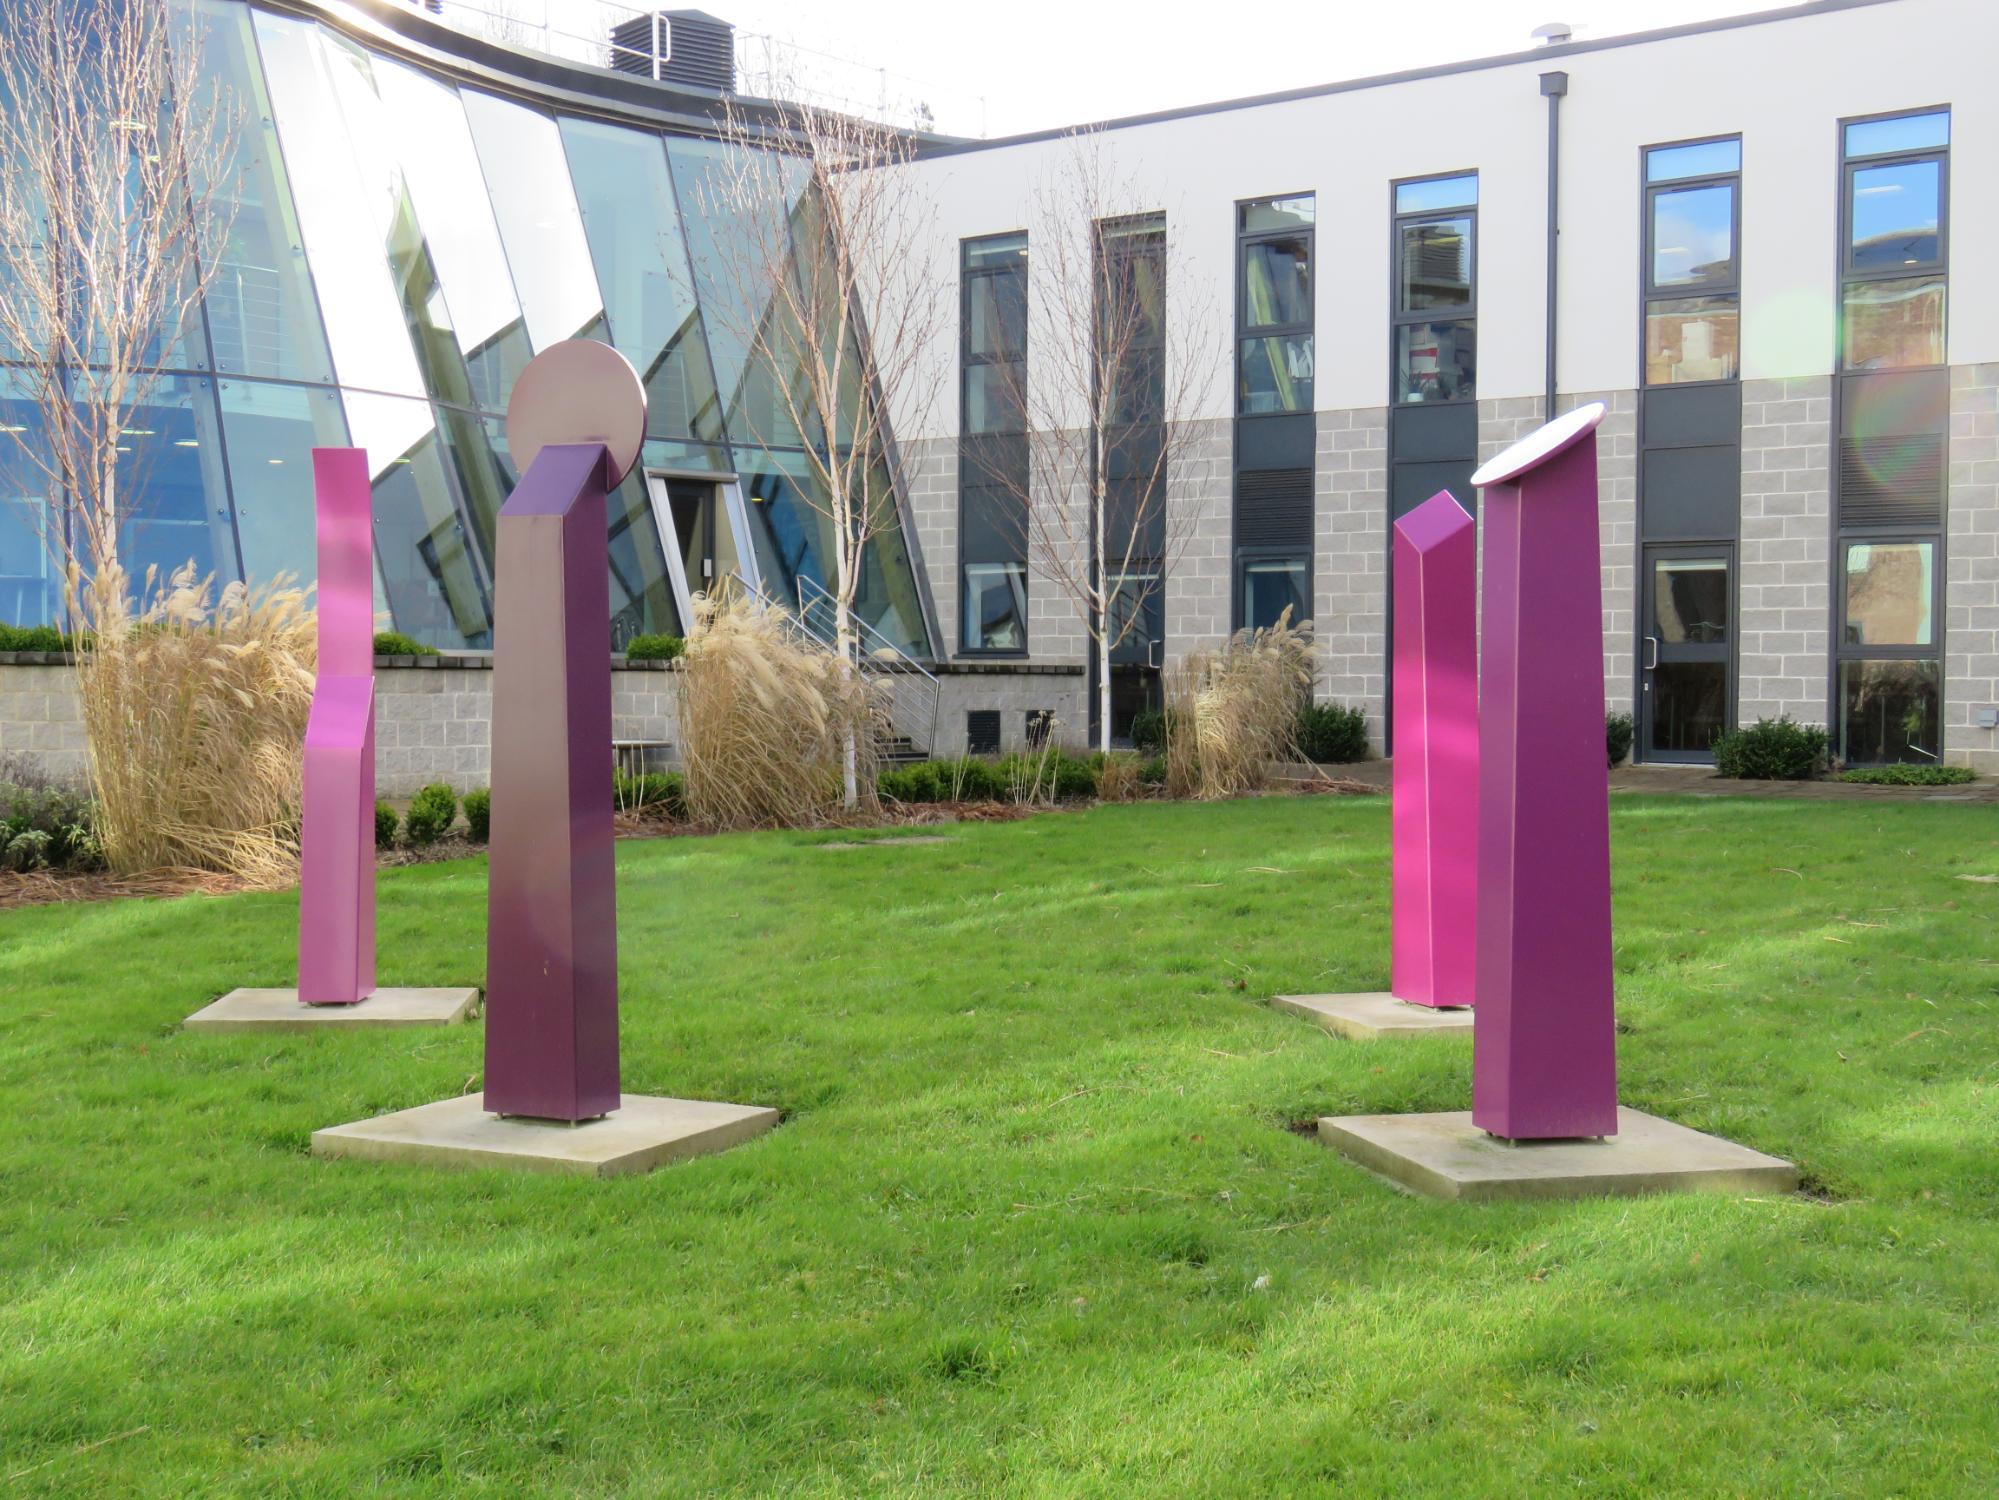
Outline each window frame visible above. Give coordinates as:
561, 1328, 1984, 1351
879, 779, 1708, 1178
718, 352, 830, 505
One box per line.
1235, 547, 1311, 634
1234, 192, 1315, 419
1638, 133, 1741, 390
959, 557, 1030, 656
957, 230, 1031, 657
959, 231, 1029, 437
1389, 169, 1478, 407
1836, 105, 1949, 370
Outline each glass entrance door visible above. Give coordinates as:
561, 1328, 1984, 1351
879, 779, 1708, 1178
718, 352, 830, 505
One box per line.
1101, 571, 1162, 745
1640, 548, 1732, 762
645, 473, 760, 627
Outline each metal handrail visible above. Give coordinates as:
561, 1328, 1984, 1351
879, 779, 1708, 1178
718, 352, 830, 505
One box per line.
794, 573, 940, 756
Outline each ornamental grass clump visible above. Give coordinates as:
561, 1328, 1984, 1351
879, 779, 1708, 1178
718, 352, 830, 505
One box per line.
72, 562, 314, 882
676, 590, 880, 829
1163, 611, 1315, 801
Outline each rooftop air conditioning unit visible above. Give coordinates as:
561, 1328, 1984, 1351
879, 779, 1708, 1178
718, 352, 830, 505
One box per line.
608, 10, 735, 92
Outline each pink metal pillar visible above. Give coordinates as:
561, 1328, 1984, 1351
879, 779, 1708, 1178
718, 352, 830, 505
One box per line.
1470, 404, 1618, 1140
298, 448, 377, 1005
1389, 491, 1478, 1008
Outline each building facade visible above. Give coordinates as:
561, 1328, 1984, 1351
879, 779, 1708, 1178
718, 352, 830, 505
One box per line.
2, 0, 1993, 774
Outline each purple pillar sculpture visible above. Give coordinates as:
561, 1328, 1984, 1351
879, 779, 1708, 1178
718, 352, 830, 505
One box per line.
1470, 403, 1618, 1140
298, 448, 377, 1005
483, 342, 647, 1122
1390, 491, 1478, 1009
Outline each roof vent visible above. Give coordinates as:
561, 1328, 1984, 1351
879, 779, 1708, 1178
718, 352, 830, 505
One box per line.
1531, 21, 1573, 46
608, 9, 735, 92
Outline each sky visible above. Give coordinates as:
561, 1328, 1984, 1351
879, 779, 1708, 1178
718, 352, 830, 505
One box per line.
658, 0, 1790, 138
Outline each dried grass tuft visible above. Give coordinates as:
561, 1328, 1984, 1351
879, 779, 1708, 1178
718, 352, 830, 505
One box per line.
676, 588, 881, 829
72, 561, 314, 882
1163, 611, 1316, 801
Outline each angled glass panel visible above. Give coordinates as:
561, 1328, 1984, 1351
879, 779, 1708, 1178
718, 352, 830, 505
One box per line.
343, 391, 490, 649
1242, 236, 1310, 328
183, 0, 333, 383
667, 136, 811, 450
460, 91, 605, 351
253, 13, 426, 399
1842, 275, 1944, 370
963, 561, 1026, 652
217, 377, 348, 591
1651, 185, 1735, 287
1395, 174, 1479, 213
1396, 321, 1476, 403
1849, 161, 1942, 270
99, 374, 235, 596
1646, 296, 1739, 383
1239, 335, 1313, 414
1845, 111, 1948, 158
853, 454, 928, 656
1842, 540, 1934, 647
561, 118, 723, 443
1645, 139, 1740, 183
0, 373, 63, 625
1239, 196, 1314, 232
1399, 217, 1472, 310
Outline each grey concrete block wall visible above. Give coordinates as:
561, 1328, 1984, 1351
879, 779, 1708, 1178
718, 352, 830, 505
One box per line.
1162, 417, 1232, 669
1947, 363, 1999, 773
1571, 391, 1638, 716
1737, 376, 1834, 727
1314, 406, 1388, 743
931, 668, 1090, 757
0, 663, 86, 782
902, 437, 959, 658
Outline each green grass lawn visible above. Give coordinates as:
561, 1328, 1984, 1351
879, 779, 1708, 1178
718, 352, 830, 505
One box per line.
2, 795, 1996, 1496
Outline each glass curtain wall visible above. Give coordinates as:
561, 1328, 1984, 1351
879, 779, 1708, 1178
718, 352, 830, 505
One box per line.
0, 0, 933, 659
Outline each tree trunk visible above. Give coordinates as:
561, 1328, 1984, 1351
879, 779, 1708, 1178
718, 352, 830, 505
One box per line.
1098, 617, 1112, 755
835, 570, 859, 811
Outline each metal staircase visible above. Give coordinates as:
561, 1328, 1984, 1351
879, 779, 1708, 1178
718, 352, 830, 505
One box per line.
793, 573, 940, 763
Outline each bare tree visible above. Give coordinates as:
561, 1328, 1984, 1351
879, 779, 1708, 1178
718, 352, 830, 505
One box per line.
683, 90, 946, 806
974, 130, 1222, 753
0, 0, 235, 625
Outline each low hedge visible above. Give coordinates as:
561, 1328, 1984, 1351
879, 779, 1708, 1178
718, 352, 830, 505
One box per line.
622, 633, 685, 662
1297, 703, 1369, 764
0, 623, 76, 653
615, 770, 685, 815
878, 753, 1106, 804
1713, 717, 1828, 780
374, 801, 400, 849
1836, 763, 1975, 786
462, 788, 491, 842
1606, 712, 1635, 769
403, 783, 458, 845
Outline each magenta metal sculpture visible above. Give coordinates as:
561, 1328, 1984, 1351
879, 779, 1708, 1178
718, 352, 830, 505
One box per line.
483, 341, 647, 1122
298, 448, 377, 1005
1390, 491, 1479, 1010
1469, 403, 1618, 1140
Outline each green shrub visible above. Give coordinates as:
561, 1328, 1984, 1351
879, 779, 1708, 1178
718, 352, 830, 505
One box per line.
374, 801, 399, 848
1836, 763, 1975, 786
1129, 709, 1167, 755
1, 776, 102, 871
1138, 754, 1168, 787
372, 630, 436, 657
462, 788, 491, 841
943, 757, 1004, 802
622, 633, 685, 662
1053, 752, 1098, 800
1713, 717, 1828, 780
1296, 702, 1369, 764
3, 828, 52, 871
0, 623, 73, 653
403, 783, 458, 845
879, 762, 944, 804
614, 770, 684, 816
1606, 712, 1635, 769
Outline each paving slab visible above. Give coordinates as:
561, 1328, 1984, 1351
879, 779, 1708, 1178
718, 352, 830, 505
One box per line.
1273, 991, 1474, 1039
186, 987, 481, 1032
1317, 1106, 1799, 1202
312, 1093, 780, 1178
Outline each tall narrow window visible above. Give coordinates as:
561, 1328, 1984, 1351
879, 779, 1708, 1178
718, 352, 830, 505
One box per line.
1234, 195, 1314, 632
1644, 138, 1740, 385
959, 232, 1029, 652
1392, 173, 1477, 405
1834, 110, 1948, 764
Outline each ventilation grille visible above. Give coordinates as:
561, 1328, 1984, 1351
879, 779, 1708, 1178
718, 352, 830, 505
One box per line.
1839, 434, 1944, 527
608, 12, 736, 91
966, 709, 1001, 755
1235, 467, 1312, 548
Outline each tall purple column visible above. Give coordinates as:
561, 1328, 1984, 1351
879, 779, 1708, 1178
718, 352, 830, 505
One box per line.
1390, 491, 1478, 1009
483, 442, 621, 1121
298, 448, 376, 1005
1470, 404, 1618, 1140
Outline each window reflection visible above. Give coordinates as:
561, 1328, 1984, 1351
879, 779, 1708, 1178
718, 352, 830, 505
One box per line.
1849, 161, 1941, 270
562, 117, 724, 443
1842, 276, 1945, 370
1394, 175, 1478, 213
1646, 296, 1739, 383
1241, 556, 1308, 631
1238, 197, 1314, 232
218, 378, 348, 590
106, 376, 234, 596
0, 376, 60, 624
963, 561, 1026, 651
1645, 139, 1741, 183
1399, 219, 1472, 310
1840, 658, 1940, 765
1243, 237, 1310, 326
1651, 184, 1735, 287
1396, 322, 1475, 403
1843, 541, 1933, 646
1239, 336, 1314, 414
1652, 557, 1728, 644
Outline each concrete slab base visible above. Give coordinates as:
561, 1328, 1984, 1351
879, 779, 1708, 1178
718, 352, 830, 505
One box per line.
312, 1093, 780, 1178
1317, 1106, 1799, 1202
186, 987, 481, 1032
1273, 991, 1474, 1040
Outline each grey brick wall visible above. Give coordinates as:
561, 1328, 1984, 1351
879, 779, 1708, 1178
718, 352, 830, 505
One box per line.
1162, 417, 1232, 668
1315, 406, 1388, 742
1573, 391, 1638, 716
1947, 362, 1999, 773
1737, 376, 1833, 727
931, 668, 1090, 757
0, 662, 85, 782
901, 436, 958, 659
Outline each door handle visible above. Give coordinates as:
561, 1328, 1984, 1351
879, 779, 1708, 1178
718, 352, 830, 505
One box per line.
1644, 636, 1659, 671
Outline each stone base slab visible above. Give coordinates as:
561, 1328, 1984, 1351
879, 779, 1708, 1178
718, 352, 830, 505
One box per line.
186, 987, 481, 1032
312, 1093, 780, 1178
1273, 991, 1474, 1039
1317, 1106, 1799, 1202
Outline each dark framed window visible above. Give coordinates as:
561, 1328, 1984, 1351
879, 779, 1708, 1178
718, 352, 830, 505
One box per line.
1832, 110, 1949, 764
1238, 551, 1309, 632
1643, 136, 1740, 385
958, 232, 1030, 653
1839, 108, 1947, 371
1236, 195, 1314, 416
1392, 172, 1477, 405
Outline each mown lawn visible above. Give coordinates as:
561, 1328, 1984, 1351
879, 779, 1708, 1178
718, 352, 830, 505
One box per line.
1, 794, 1996, 1496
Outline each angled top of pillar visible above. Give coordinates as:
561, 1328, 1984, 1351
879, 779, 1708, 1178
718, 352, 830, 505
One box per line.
311, 447, 375, 680
1394, 490, 1475, 553
1470, 401, 1606, 488
505, 340, 647, 487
